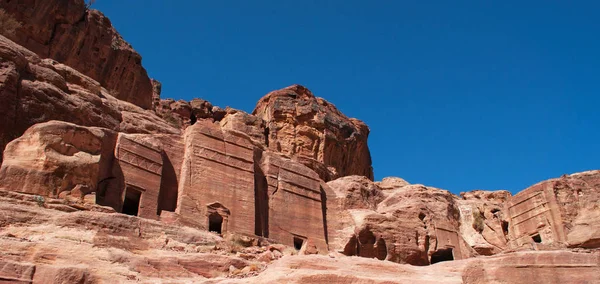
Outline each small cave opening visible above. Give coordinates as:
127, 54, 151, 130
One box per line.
532, 233, 542, 243
430, 248, 454, 264
122, 188, 142, 216
208, 213, 223, 234
343, 235, 358, 256
375, 238, 388, 260
293, 236, 305, 250
190, 114, 197, 125
418, 212, 426, 221
501, 221, 509, 236
358, 228, 376, 245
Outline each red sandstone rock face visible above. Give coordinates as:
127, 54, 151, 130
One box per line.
327, 177, 476, 265
326, 171, 600, 267
255, 150, 329, 253
458, 190, 512, 255
153, 97, 230, 129
225, 251, 600, 284
0, 190, 252, 283
1, 2, 600, 282
176, 121, 257, 236
0, 121, 116, 198
0, 0, 154, 109
504, 170, 600, 250
0, 35, 178, 163
253, 85, 373, 181
327, 175, 384, 210
2, 188, 600, 283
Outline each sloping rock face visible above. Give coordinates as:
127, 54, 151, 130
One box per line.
0, 35, 178, 164
225, 251, 600, 284
253, 85, 373, 181
0, 190, 254, 283
0, 0, 153, 109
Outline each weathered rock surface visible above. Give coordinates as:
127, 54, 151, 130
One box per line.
505, 170, 600, 250
0, 190, 254, 283
327, 177, 476, 265
255, 150, 329, 253
0, 121, 116, 198
222, 250, 600, 284
0, 0, 154, 109
458, 190, 512, 255
1, 1, 599, 283
326, 171, 600, 267
4, 187, 597, 284
176, 120, 257, 235
253, 84, 373, 181
0, 35, 178, 163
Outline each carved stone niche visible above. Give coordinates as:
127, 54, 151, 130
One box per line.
207, 202, 231, 235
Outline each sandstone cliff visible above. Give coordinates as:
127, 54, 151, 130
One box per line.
1, 0, 153, 109
0, 1, 598, 283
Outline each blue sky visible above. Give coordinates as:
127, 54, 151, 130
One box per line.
94, 1, 599, 194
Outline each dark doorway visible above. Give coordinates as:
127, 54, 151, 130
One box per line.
501, 221, 509, 236
208, 213, 223, 234
157, 151, 178, 215
254, 149, 269, 238
122, 188, 142, 216
293, 236, 305, 250
430, 248, 454, 264
532, 233, 542, 243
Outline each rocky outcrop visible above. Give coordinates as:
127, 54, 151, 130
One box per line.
0, 0, 154, 109
0, 190, 254, 283
0, 121, 116, 199
327, 175, 384, 210
327, 177, 476, 265
0, 35, 178, 163
504, 170, 600, 250
2, 188, 599, 283
458, 190, 512, 255
1, 1, 599, 282
327, 171, 600, 267
253, 85, 373, 181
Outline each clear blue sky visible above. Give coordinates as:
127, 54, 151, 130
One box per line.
94, 1, 599, 194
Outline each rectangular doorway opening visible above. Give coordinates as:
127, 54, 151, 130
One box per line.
208, 212, 223, 234
430, 248, 454, 264
122, 188, 142, 216
293, 236, 306, 251
532, 233, 542, 243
